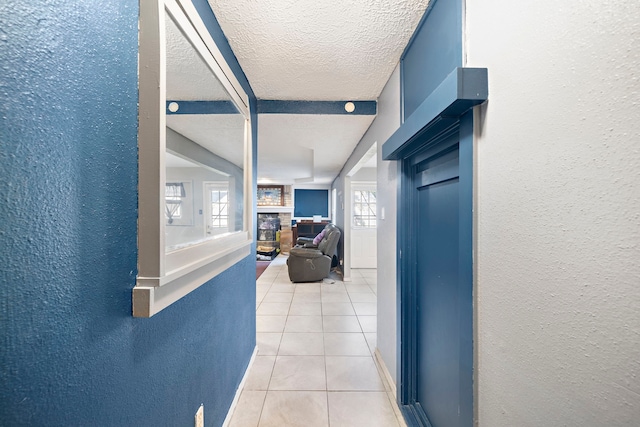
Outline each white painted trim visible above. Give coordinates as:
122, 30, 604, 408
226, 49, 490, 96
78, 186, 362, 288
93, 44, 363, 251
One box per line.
135, 0, 254, 317
343, 176, 352, 281
374, 348, 397, 397
133, 242, 250, 317
222, 346, 258, 427
164, 232, 250, 276
374, 348, 406, 427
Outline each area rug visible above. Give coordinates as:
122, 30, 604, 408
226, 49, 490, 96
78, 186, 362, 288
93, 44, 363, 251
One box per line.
256, 261, 271, 279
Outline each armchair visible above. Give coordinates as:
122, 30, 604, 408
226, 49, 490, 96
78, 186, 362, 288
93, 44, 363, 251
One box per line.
295, 223, 331, 248
287, 224, 341, 283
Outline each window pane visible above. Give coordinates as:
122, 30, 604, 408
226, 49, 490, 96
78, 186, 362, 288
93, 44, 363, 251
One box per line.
352, 189, 377, 229
165, 152, 239, 252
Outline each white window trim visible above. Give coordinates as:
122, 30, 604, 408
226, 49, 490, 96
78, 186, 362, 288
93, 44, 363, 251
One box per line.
352, 182, 377, 230
134, 0, 253, 317
204, 181, 232, 232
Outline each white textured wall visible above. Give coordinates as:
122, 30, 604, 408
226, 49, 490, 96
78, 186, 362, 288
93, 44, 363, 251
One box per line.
467, 1, 640, 425
351, 167, 378, 182
331, 64, 401, 383
375, 65, 401, 384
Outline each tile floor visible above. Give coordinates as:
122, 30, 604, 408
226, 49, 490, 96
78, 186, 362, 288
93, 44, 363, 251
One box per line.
228, 255, 405, 427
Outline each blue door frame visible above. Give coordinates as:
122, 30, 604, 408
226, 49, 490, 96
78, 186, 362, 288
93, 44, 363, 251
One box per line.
398, 114, 474, 426
381, 66, 487, 427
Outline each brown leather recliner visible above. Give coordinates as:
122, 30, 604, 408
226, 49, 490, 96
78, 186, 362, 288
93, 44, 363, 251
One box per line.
287, 224, 341, 283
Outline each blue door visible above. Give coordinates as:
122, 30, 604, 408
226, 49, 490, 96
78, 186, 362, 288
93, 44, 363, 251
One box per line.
399, 123, 473, 426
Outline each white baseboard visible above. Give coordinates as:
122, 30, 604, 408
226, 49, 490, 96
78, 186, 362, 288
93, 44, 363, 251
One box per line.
374, 349, 407, 427
222, 346, 258, 427
374, 348, 397, 396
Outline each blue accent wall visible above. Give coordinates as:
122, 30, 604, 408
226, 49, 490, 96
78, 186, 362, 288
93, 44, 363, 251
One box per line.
294, 189, 330, 218
401, 0, 463, 119
0, 2, 256, 426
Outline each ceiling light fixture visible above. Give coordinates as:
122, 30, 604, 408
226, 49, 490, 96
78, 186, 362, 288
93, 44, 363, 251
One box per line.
168, 102, 180, 113
344, 102, 355, 113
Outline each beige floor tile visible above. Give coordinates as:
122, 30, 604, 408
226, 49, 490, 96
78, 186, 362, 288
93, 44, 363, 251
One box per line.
269, 283, 296, 293
345, 283, 374, 293
367, 282, 377, 294
292, 292, 322, 303
244, 356, 276, 391
358, 269, 377, 278
322, 302, 355, 316
256, 283, 272, 293
325, 356, 385, 391
261, 292, 293, 303
256, 333, 282, 356
322, 316, 362, 333
256, 315, 287, 333
256, 292, 267, 308
294, 283, 321, 293
269, 355, 326, 390
229, 390, 266, 427
358, 315, 377, 333
352, 302, 377, 316
258, 391, 328, 427
320, 292, 351, 302
348, 292, 376, 303
257, 277, 276, 286
327, 392, 400, 427
320, 283, 347, 293
258, 269, 278, 277
364, 332, 377, 355
344, 275, 369, 283
278, 333, 324, 355
256, 302, 291, 316
323, 333, 370, 356
284, 315, 323, 332
258, 272, 278, 281
276, 267, 291, 283
288, 301, 322, 316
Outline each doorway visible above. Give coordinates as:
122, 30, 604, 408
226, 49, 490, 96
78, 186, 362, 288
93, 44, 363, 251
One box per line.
351, 182, 377, 269
343, 142, 378, 280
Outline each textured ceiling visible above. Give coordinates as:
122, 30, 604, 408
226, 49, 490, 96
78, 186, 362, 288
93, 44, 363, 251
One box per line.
208, 0, 430, 100
166, 10, 245, 170
167, 114, 245, 167
166, 9, 230, 101
191, 1, 431, 183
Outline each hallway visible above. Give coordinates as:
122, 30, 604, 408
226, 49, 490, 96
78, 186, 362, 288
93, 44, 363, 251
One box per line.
228, 256, 404, 427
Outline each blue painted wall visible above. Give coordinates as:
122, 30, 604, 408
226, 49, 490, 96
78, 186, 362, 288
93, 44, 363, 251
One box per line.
401, 0, 463, 119
0, 2, 256, 426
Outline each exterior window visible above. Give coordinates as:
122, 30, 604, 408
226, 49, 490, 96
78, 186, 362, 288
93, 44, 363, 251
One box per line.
165, 182, 185, 222
353, 189, 376, 228
205, 182, 232, 236
210, 190, 228, 228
